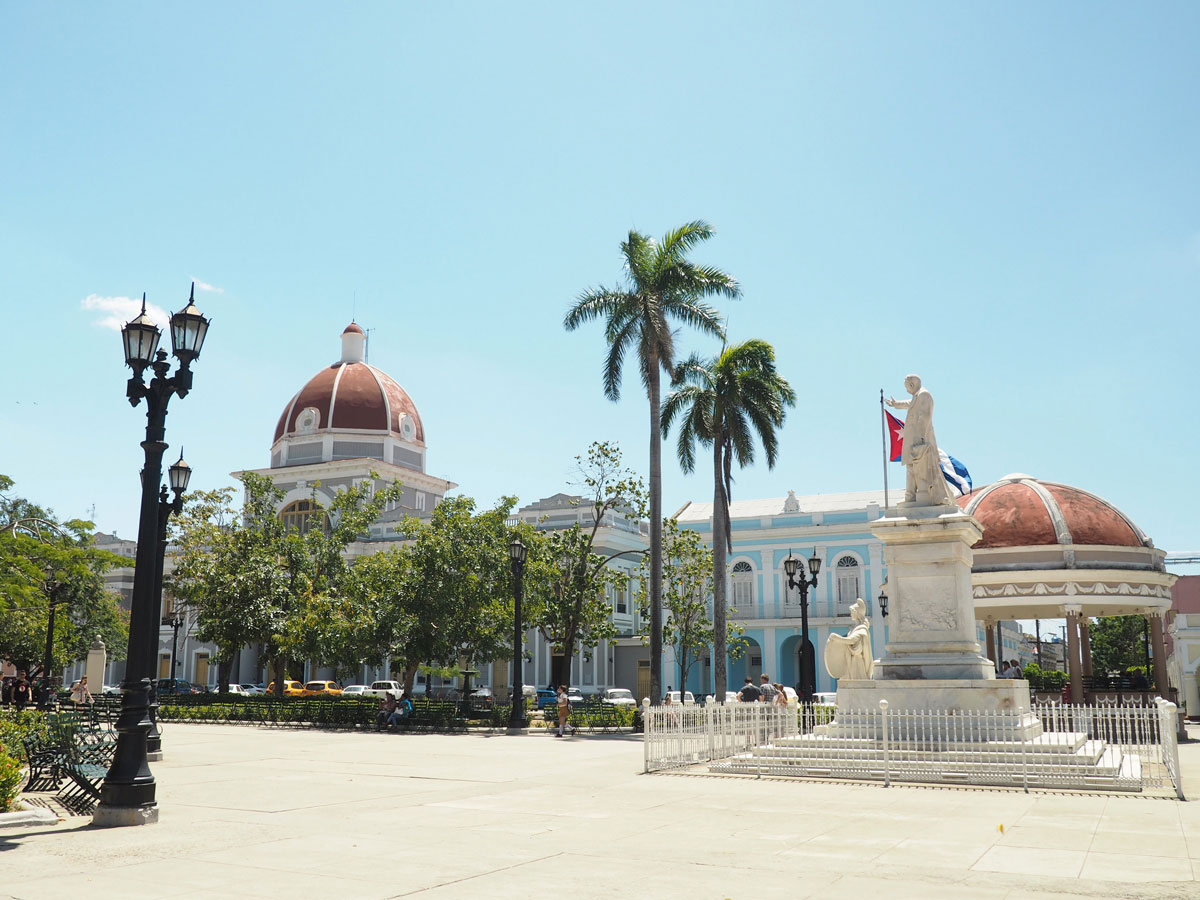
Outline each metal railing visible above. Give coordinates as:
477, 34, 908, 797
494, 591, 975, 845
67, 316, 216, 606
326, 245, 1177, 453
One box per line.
647, 698, 1184, 798
642, 700, 798, 773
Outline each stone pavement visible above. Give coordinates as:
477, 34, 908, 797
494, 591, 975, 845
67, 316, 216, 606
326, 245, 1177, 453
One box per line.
1, 722, 1198, 900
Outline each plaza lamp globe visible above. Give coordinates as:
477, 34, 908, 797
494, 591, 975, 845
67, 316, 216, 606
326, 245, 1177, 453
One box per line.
168, 452, 192, 495
783, 553, 799, 579
121, 294, 161, 372
807, 551, 821, 577
169, 283, 211, 363
509, 536, 528, 567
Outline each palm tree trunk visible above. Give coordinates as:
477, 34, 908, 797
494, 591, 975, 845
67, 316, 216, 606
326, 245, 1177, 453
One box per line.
712, 439, 728, 703
648, 359, 663, 706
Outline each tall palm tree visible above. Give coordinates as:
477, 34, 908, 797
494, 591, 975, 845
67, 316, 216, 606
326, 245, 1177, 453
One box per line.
662, 338, 796, 702
564, 222, 739, 704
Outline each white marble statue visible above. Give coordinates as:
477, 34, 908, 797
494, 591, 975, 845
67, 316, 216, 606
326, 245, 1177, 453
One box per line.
824, 598, 874, 681
885, 374, 954, 507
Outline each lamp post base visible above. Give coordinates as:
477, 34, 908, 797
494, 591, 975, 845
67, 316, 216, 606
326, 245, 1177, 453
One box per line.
92, 804, 159, 828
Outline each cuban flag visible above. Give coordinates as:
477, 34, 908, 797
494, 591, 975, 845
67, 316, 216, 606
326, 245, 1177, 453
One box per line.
885, 411, 904, 462
885, 411, 973, 496
938, 449, 973, 497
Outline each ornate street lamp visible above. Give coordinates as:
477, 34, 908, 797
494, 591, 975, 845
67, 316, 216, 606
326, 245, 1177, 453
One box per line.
94, 286, 209, 828
784, 549, 821, 701
508, 536, 528, 730
146, 451, 192, 758
878, 585, 889, 618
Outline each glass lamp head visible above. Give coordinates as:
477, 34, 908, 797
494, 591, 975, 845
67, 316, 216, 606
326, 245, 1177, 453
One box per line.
122, 294, 161, 370
169, 282, 211, 363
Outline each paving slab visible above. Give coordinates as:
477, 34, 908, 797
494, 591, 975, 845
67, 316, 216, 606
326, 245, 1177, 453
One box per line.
0, 722, 1195, 900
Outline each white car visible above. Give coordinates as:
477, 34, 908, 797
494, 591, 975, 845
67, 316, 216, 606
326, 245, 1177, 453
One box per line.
602, 688, 636, 708
664, 690, 695, 705
813, 691, 837, 706
362, 680, 404, 699
341, 685, 369, 697
223, 683, 252, 695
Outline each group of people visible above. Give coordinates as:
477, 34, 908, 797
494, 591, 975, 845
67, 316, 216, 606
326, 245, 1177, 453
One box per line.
998, 660, 1023, 679
375, 691, 414, 730
739, 674, 791, 706
1, 672, 98, 710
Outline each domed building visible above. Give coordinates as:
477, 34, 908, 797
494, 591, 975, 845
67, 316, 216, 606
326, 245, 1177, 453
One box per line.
960, 474, 1176, 703
237, 323, 457, 542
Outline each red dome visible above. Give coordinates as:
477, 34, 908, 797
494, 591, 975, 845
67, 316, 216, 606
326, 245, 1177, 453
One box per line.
958, 475, 1147, 550
273, 361, 424, 444
343, 322, 364, 335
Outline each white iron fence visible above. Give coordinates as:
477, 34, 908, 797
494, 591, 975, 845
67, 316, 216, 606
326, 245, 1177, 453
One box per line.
642, 700, 798, 773
644, 697, 1184, 798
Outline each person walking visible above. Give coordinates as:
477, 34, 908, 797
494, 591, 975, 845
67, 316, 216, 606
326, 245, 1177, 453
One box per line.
555, 684, 572, 737
758, 674, 778, 703
738, 676, 761, 703
773, 683, 789, 708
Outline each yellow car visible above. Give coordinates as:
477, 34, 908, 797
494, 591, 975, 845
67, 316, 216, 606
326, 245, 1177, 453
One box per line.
266, 680, 305, 697
301, 680, 343, 697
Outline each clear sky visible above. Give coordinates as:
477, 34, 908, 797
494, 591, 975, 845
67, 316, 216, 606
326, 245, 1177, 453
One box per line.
2, 3, 1198, 564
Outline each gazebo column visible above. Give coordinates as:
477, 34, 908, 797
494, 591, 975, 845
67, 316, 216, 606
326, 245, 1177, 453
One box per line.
984, 618, 997, 671
1079, 618, 1093, 679
1063, 604, 1084, 704
1148, 610, 1170, 698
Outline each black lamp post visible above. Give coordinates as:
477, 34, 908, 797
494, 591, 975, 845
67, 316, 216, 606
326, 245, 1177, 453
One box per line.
94, 285, 209, 828
146, 452, 191, 757
508, 536, 528, 730
167, 614, 185, 686
878, 585, 889, 618
784, 549, 821, 701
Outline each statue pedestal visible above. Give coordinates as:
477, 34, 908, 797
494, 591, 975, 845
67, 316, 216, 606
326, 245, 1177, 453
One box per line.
872, 505, 995, 681
829, 504, 1040, 741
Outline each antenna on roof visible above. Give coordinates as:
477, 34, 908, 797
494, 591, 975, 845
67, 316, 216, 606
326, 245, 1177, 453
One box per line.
364, 326, 375, 363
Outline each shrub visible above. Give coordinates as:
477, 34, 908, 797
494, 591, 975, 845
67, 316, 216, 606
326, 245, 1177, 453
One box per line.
0, 741, 21, 812
0, 709, 50, 764
1023, 663, 1069, 692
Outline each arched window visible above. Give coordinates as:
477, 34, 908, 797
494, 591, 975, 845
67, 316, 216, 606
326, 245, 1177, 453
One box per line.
731, 561, 754, 611
280, 499, 329, 535
835, 556, 861, 615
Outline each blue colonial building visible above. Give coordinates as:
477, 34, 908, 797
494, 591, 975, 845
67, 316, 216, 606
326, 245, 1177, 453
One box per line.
672, 489, 891, 698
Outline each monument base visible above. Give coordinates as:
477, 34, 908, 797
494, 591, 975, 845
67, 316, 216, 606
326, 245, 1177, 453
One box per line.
827, 678, 1043, 742
91, 804, 159, 828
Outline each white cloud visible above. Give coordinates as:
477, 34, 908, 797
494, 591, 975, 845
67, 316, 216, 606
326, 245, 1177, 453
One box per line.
81, 294, 170, 332
191, 278, 224, 294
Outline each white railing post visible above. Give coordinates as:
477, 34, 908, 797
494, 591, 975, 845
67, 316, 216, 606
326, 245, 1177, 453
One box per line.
755, 702, 762, 779
1156, 698, 1184, 800
1019, 706, 1028, 793
879, 698, 890, 788
642, 699, 650, 774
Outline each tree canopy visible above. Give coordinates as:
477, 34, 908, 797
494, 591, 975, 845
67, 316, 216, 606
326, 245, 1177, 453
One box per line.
0, 475, 128, 679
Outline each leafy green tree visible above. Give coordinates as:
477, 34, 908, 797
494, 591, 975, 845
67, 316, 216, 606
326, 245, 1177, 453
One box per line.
0, 475, 128, 682
639, 519, 747, 699
564, 221, 739, 703
1088, 615, 1149, 676
354, 495, 517, 695
169, 472, 403, 694
662, 339, 795, 701
523, 441, 647, 688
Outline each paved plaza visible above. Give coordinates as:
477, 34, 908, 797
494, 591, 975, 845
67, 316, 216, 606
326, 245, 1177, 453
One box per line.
2, 723, 1199, 899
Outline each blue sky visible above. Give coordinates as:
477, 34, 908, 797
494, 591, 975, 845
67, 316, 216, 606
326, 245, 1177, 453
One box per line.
2, 3, 1198, 564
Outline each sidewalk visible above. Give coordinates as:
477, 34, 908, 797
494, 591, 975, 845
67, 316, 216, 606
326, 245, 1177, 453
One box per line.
1, 722, 1197, 899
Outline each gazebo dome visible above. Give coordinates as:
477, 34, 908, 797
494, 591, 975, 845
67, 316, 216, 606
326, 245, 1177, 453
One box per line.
957, 475, 1150, 551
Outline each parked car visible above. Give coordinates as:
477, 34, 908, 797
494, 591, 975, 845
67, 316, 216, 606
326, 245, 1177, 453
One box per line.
102, 684, 122, 696
567, 688, 584, 705
362, 680, 403, 699
469, 687, 493, 709
813, 691, 837, 706
242, 684, 265, 695
266, 680, 305, 697
535, 689, 556, 710
664, 691, 695, 705
341, 685, 368, 697
220, 683, 252, 695
156, 678, 199, 695
301, 680, 343, 697
602, 688, 637, 708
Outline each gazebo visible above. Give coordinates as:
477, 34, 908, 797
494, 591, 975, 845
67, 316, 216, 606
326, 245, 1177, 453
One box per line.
960, 474, 1177, 704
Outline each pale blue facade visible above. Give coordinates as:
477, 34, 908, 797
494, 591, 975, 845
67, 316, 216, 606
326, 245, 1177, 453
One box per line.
672, 490, 892, 698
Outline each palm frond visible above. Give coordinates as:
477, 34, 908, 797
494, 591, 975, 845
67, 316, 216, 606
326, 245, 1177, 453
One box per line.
658, 220, 715, 263
564, 286, 627, 331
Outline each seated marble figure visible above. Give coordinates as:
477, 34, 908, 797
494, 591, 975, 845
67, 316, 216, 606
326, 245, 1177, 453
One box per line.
825, 598, 874, 681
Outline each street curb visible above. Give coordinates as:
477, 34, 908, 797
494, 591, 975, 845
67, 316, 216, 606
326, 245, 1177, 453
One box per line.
0, 806, 60, 828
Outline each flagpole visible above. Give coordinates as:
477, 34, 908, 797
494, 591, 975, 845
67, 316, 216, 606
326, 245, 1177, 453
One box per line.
880, 389, 889, 511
